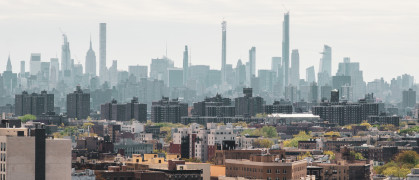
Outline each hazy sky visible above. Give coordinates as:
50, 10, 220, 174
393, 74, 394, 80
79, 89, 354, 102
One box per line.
0, 0, 418, 82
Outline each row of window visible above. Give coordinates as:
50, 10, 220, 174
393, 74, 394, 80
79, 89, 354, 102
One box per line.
228, 166, 287, 174
0, 154, 5, 162
0, 164, 5, 172
0, 143, 5, 152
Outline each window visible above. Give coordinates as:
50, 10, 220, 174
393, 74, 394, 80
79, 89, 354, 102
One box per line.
267, 169, 271, 173
276, 169, 280, 174
283, 169, 286, 174
267, 178, 271, 180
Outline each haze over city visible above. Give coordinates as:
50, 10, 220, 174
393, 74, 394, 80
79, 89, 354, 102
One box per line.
0, 0, 418, 81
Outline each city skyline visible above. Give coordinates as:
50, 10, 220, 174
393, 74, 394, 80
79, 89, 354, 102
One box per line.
0, 0, 418, 82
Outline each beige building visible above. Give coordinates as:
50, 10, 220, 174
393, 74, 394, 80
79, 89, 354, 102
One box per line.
0, 128, 71, 180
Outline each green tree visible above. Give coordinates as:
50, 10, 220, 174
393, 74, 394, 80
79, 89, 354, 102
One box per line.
252, 139, 274, 148
324, 150, 335, 160
395, 150, 419, 166
283, 131, 312, 147
350, 151, 365, 160
19, 114, 36, 123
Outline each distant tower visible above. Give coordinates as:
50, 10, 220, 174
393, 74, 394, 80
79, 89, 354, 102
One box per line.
85, 36, 97, 76
6, 55, 12, 72
99, 23, 107, 79
282, 12, 290, 87
61, 34, 71, 71
290, 49, 299, 86
183, 45, 188, 85
221, 20, 227, 84
319, 45, 332, 76
20, 61, 25, 77
249, 47, 256, 77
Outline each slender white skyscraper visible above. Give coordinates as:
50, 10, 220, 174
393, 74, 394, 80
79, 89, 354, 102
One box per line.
282, 12, 290, 86
99, 23, 107, 79
61, 34, 71, 71
85, 37, 96, 76
221, 20, 227, 84
183, 45, 188, 85
249, 47, 256, 77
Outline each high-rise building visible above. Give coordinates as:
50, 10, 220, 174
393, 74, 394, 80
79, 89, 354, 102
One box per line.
168, 68, 183, 88
61, 34, 71, 72
336, 57, 366, 101
249, 47, 256, 77
128, 65, 148, 80
402, 88, 416, 108
318, 45, 332, 86
85, 37, 96, 76
151, 97, 188, 123
290, 49, 300, 86
320, 85, 332, 101
183, 45, 189, 85
30, 53, 41, 76
150, 57, 174, 85
101, 97, 147, 122
282, 12, 290, 87
67, 86, 90, 119
20, 60, 25, 77
306, 66, 316, 83
235, 59, 246, 87
108, 60, 118, 86
271, 57, 281, 75
6, 55, 12, 72
235, 88, 264, 116
319, 45, 332, 77
15, 90, 54, 116
258, 70, 275, 93
221, 21, 227, 84
49, 58, 59, 88
99, 23, 107, 79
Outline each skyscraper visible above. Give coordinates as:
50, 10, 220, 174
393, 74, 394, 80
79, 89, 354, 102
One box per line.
30, 53, 41, 76
6, 55, 12, 72
318, 45, 332, 86
85, 37, 97, 76
99, 23, 107, 79
306, 66, 316, 83
20, 60, 25, 77
271, 57, 281, 74
249, 47, 256, 77
49, 58, 59, 88
402, 88, 416, 108
221, 20, 227, 84
282, 12, 290, 87
290, 49, 300, 86
61, 34, 71, 72
183, 45, 189, 85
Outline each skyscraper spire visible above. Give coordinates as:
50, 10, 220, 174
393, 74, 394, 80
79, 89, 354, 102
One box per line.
6, 53, 12, 72
89, 34, 92, 49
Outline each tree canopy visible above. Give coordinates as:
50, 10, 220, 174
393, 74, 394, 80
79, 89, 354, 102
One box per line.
283, 131, 312, 147
19, 114, 36, 123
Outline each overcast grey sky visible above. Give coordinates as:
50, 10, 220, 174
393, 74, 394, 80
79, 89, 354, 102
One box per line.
0, 0, 418, 82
